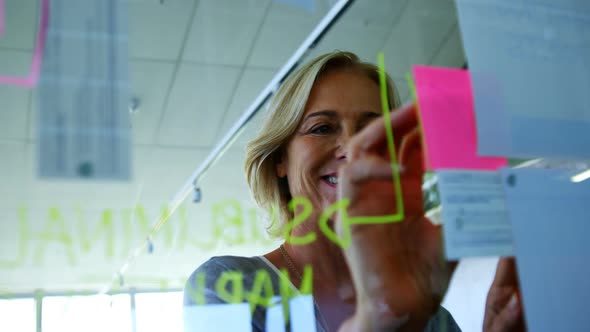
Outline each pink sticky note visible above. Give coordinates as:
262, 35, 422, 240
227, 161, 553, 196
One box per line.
0, 0, 5, 37
412, 66, 507, 170
0, 0, 49, 87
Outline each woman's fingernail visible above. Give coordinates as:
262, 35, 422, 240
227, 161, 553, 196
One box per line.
508, 293, 519, 313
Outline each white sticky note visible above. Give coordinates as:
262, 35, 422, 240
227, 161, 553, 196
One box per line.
501, 168, 590, 332
290, 295, 317, 332
437, 170, 513, 259
38, 0, 131, 180
266, 297, 287, 332
455, 0, 590, 159
442, 257, 499, 332
183, 303, 251, 332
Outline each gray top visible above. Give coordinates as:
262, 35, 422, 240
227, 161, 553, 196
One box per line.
184, 255, 462, 332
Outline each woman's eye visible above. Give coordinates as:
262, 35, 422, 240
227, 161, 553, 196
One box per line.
310, 124, 333, 135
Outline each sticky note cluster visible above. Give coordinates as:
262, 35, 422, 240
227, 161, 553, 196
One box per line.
411, 65, 511, 259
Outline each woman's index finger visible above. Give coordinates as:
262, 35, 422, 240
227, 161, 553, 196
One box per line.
492, 257, 519, 288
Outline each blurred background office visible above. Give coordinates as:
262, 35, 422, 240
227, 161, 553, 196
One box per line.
0, 0, 494, 331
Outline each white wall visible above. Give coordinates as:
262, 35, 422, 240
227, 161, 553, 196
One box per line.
442, 257, 499, 332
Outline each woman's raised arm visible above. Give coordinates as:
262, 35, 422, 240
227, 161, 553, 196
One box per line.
336, 103, 456, 331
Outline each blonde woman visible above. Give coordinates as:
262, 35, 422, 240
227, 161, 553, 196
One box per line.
184, 51, 523, 332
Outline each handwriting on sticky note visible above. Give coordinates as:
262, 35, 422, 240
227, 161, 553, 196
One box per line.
412, 66, 507, 170
437, 170, 513, 259
0, 0, 49, 87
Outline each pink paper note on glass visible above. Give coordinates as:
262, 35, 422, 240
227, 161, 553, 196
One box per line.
0, 0, 49, 87
0, 0, 5, 37
412, 65, 507, 170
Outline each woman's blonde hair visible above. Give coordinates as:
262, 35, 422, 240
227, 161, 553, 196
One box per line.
244, 51, 402, 238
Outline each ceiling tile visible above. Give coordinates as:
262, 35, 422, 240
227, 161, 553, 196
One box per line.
0, 84, 29, 141
305, 20, 391, 64
20, 143, 143, 209
0, 49, 34, 76
138, 146, 208, 203
248, 0, 408, 69
430, 24, 466, 68
270, 0, 331, 17
199, 147, 252, 200
0, 141, 28, 200
0, 50, 32, 141
217, 67, 276, 140
157, 63, 241, 147
225, 108, 267, 152
26, 91, 40, 141
247, 2, 328, 68
129, 0, 196, 60
381, 0, 457, 80
17, 144, 206, 209
129, 60, 175, 145
0, 0, 38, 50
304, 0, 410, 62
341, 0, 408, 26
182, 0, 271, 66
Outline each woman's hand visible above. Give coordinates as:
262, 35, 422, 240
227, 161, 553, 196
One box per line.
483, 257, 526, 332
336, 103, 455, 331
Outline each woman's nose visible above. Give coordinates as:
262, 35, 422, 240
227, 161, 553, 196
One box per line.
336, 130, 355, 160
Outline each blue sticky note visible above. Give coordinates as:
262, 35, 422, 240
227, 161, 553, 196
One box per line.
501, 168, 590, 332
455, 0, 590, 159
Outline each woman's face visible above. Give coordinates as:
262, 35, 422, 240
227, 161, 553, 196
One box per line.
277, 69, 383, 215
